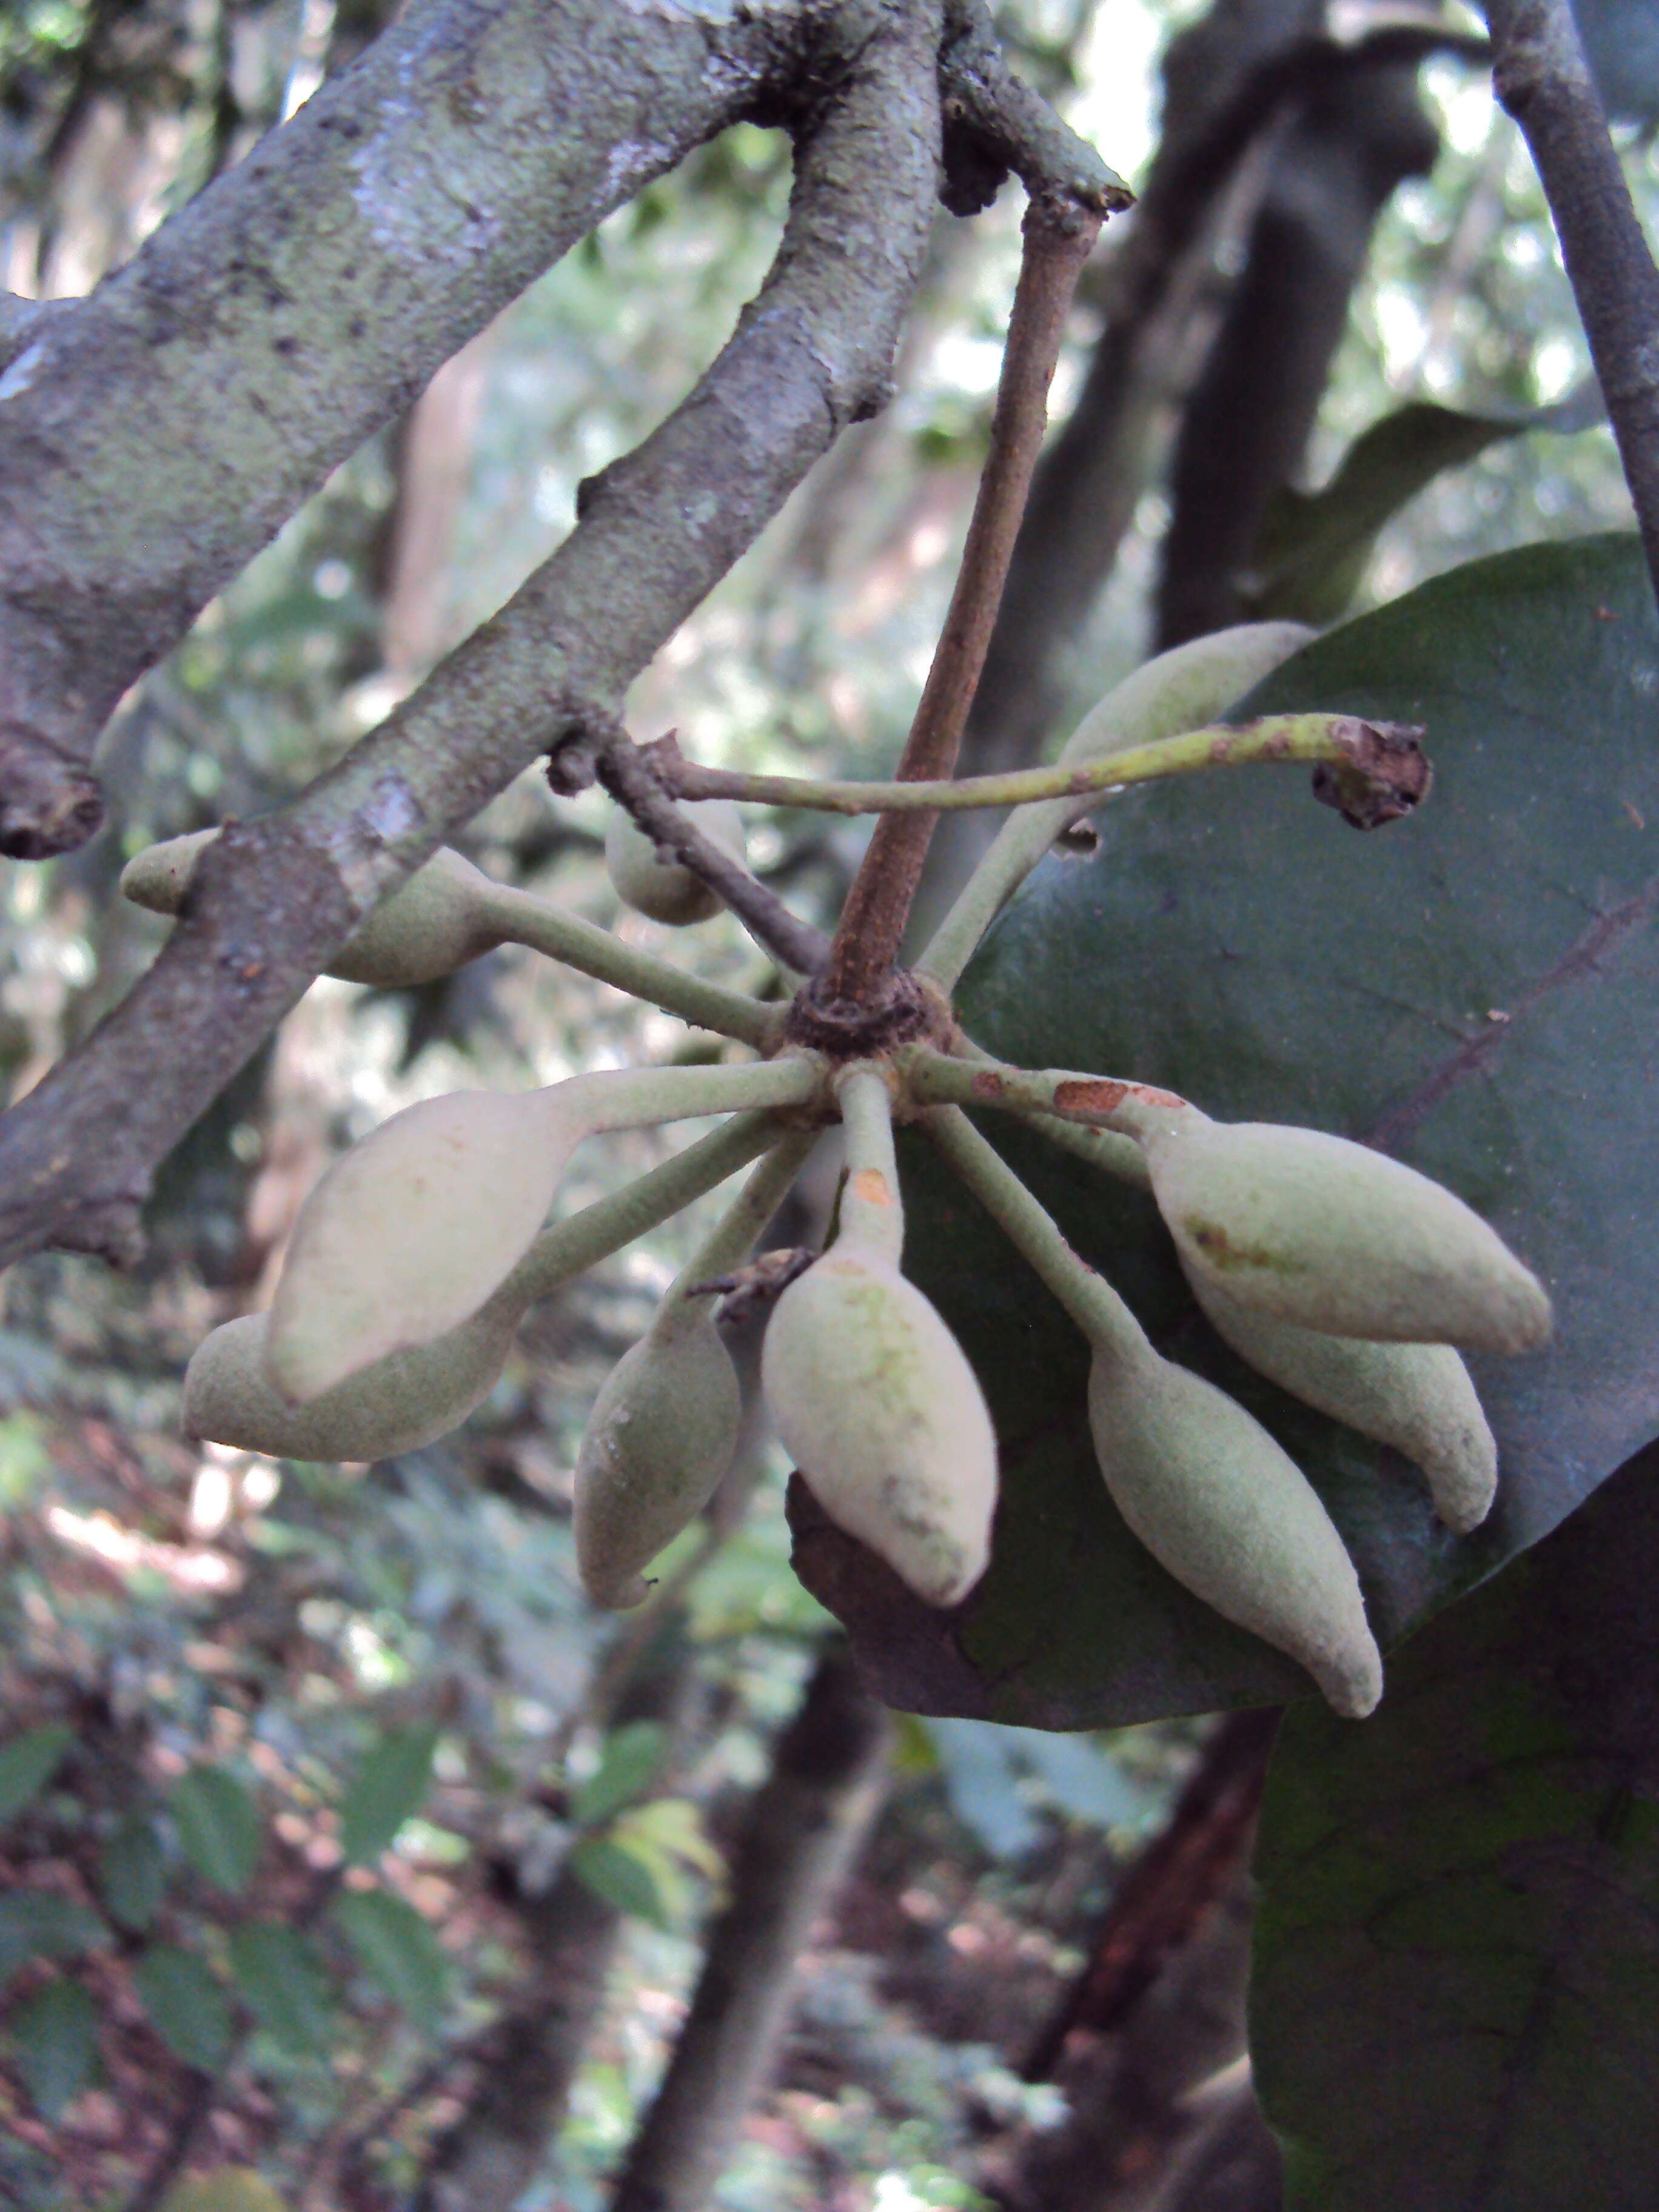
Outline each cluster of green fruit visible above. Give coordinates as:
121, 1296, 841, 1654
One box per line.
126, 625, 1549, 1718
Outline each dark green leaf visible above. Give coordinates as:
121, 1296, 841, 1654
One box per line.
100, 1815, 167, 1933
228, 1921, 335, 2057
10, 1978, 96, 2120
0, 1723, 75, 1822
338, 1723, 440, 1866
804, 535, 1659, 1724
572, 1721, 669, 1828
330, 1888, 447, 2019
0, 1895, 107, 1987
1252, 1443, 1659, 2212
170, 1768, 260, 1895
1244, 390, 1601, 627
569, 1836, 675, 1931
133, 1944, 233, 2072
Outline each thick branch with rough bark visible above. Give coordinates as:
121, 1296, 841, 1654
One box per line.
0, 0, 788, 853
0, 0, 951, 1269
1486, 0, 1659, 605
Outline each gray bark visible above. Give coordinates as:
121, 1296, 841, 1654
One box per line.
608, 1645, 893, 2212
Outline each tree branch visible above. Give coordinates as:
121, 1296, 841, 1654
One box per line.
1486, 0, 1659, 606
0, 0, 948, 1272
937, 0, 1133, 216
0, 0, 846, 857
817, 195, 1102, 1008
592, 720, 831, 975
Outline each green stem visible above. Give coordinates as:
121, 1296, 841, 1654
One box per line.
551, 1053, 822, 1141
834, 1064, 904, 1265
922, 1107, 1145, 1360
510, 1110, 786, 1307
653, 1126, 820, 1330
669, 714, 1395, 819
903, 1048, 1196, 1148
481, 883, 783, 1048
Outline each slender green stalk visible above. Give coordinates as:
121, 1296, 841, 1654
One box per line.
554, 1051, 823, 1141
834, 1064, 904, 1264
670, 714, 1396, 819
922, 1106, 1144, 1359
481, 883, 783, 1048
654, 1126, 820, 1326
903, 1048, 1193, 1148
511, 1110, 786, 1305
1013, 1102, 1153, 1190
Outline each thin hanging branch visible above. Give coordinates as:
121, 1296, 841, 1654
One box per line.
1486, 0, 1659, 605
815, 194, 1105, 1009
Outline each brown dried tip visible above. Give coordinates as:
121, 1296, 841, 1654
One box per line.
1311, 719, 1432, 831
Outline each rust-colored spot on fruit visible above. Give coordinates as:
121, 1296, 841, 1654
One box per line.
850, 1168, 893, 1206
1187, 1218, 1297, 1275
1053, 1078, 1130, 1115
971, 1070, 1005, 1100
1129, 1082, 1184, 1108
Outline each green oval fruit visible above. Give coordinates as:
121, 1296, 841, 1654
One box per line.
604, 800, 746, 925
1142, 1119, 1551, 1354
122, 836, 506, 987
762, 1243, 997, 1607
1088, 1341, 1382, 1718
1190, 1273, 1497, 1533
267, 1088, 571, 1403
184, 1302, 517, 1461
575, 1311, 742, 1609
120, 828, 220, 913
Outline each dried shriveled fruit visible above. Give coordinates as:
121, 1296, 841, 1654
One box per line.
763, 1243, 997, 1608
604, 799, 747, 925
1087, 1339, 1383, 1718
1139, 1114, 1551, 1353
575, 1312, 742, 1609
1190, 1274, 1498, 1533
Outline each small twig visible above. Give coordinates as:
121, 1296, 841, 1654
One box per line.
1486, 0, 1659, 606
818, 197, 1103, 1007
937, 0, 1134, 216
654, 714, 1429, 820
594, 719, 831, 976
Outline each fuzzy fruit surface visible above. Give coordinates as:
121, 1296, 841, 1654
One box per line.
762, 1244, 997, 1608
575, 1313, 741, 1609
605, 799, 746, 925
1146, 1121, 1551, 1353
183, 1305, 517, 1462
1087, 1342, 1383, 1718
1188, 1275, 1498, 1533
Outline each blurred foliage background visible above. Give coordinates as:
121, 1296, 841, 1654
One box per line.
0, 1, 1652, 2205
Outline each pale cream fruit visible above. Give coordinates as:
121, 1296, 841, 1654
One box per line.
1190, 1273, 1498, 1533
1088, 1340, 1382, 1718
575, 1311, 742, 1609
183, 1302, 516, 1461
1142, 1119, 1551, 1354
267, 1088, 572, 1404
604, 800, 747, 925
762, 1243, 997, 1607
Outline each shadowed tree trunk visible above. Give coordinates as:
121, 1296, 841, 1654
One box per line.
607, 1643, 893, 2212
980, 1711, 1281, 2212
413, 1617, 708, 2212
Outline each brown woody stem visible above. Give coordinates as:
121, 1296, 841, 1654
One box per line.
593, 718, 831, 975
816, 195, 1103, 1005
